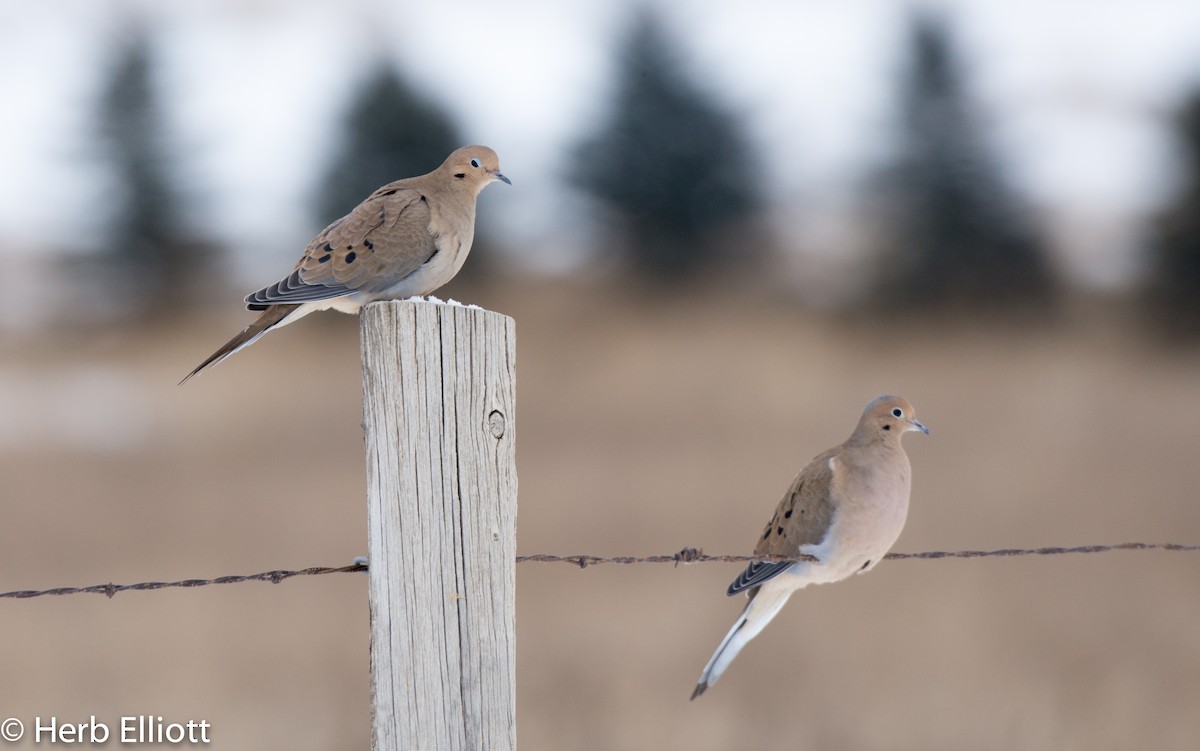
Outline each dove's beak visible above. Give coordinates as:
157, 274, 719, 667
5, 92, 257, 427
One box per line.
907, 418, 930, 435
492, 170, 512, 186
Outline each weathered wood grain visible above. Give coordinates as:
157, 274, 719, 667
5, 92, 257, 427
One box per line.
360, 300, 517, 751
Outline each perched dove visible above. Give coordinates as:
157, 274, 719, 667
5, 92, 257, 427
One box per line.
181, 145, 509, 383
691, 395, 928, 700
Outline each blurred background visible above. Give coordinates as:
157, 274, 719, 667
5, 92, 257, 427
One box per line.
2, 0, 1199, 748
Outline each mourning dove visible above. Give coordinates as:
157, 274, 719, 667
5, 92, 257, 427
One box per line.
181, 145, 510, 383
691, 395, 928, 700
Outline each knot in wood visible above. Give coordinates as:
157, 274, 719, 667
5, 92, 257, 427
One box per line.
488, 410, 506, 438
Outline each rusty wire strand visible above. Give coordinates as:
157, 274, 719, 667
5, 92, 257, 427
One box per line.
0, 565, 367, 600
515, 541, 1200, 569
2, 542, 1195, 600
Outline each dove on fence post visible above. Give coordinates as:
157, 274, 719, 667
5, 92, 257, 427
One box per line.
691, 395, 929, 699
182, 145, 509, 383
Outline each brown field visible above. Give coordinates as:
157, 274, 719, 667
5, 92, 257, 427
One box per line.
2, 280, 1199, 750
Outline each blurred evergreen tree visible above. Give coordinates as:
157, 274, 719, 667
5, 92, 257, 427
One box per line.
869, 12, 1055, 313
1144, 88, 1200, 337
316, 62, 461, 222
96, 28, 202, 312
571, 8, 762, 279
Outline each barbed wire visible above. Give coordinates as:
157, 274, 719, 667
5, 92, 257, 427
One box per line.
2, 542, 1195, 600
517, 541, 1200, 568
0, 565, 367, 600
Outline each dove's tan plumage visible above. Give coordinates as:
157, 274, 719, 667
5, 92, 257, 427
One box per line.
691, 395, 929, 699
182, 145, 509, 383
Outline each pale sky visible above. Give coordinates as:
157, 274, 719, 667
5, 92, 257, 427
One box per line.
2, 0, 1200, 291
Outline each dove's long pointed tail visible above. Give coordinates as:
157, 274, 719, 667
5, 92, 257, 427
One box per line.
691, 584, 794, 700
180, 304, 301, 384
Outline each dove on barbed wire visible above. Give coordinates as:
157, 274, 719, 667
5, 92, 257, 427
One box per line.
691, 395, 929, 699
181, 145, 510, 384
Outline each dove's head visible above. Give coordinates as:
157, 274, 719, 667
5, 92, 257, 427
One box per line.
855, 395, 929, 443
443, 145, 511, 194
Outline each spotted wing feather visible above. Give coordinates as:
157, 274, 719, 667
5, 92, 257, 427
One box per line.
245, 184, 436, 308
727, 450, 838, 596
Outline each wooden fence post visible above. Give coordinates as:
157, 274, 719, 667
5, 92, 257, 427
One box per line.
360, 300, 517, 751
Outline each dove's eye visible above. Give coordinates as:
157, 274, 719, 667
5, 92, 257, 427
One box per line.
470, 158, 482, 168
891, 407, 904, 418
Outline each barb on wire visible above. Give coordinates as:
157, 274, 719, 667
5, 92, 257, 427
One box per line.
2, 542, 1196, 600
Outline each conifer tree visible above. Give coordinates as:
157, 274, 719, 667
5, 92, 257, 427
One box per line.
317, 62, 461, 222
96, 29, 200, 311
870, 12, 1055, 312
1144, 88, 1200, 337
572, 8, 761, 278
